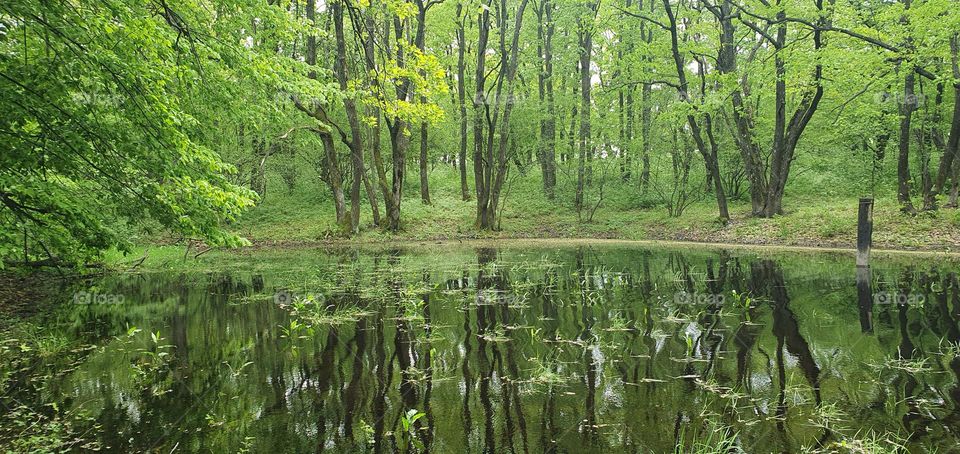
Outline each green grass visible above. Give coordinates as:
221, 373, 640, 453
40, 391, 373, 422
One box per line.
213, 166, 960, 252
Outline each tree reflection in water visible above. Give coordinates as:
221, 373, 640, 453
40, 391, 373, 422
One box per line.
9, 246, 960, 452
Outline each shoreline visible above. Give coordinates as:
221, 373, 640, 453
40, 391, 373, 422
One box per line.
5, 234, 958, 310
238, 235, 960, 258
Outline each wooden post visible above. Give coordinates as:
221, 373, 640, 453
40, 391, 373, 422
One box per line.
856, 265, 873, 333
857, 198, 874, 267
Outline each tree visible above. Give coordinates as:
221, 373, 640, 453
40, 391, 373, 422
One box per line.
455, 0, 472, 201
712, 0, 825, 218
573, 0, 598, 215
294, 0, 351, 231
535, 0, 558, 198
348, 0, 446, 231
473, 0, 531, 230
657, 0, 729, 221
0, 0, 297, 263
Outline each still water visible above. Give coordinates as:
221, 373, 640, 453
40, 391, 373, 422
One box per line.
6, 244, 960, 452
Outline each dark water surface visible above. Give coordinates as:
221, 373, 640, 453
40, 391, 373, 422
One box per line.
8, 245, 960, 452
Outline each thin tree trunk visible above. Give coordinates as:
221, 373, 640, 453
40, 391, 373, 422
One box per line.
919, 81, 944, 211
535, 0, 557, 198
302, 0, 347, 231
250, 137, 267, 197
487, 0, 531, 228
567, 94, 577, 164
575, 4, 595, 213
472, 0, 530, 229
715, 0, 765, 215
319, 132, 349, 229
332, 0, 364, 233
898, 70, 918, 214
456, 1, 471, 201
361, 8, 391, 226
473, 0, 491, 228
897, 0, 918, 215
420, 122, 431, 204
362, 169, 380, 226
638, 0, 654, 188
380, 9, 422, 231
935, 35, 960, 200
640, 83, 651, 187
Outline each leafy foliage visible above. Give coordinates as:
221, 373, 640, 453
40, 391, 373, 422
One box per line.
0, 0, 319, 264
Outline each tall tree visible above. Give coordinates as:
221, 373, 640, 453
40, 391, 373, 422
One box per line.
332, 0, 374, 233
294, 0, 350, 231
473, 0, 530, 229
896, 0, 919, 214
700, 0, 826, 217
347, 0, 445, 231
574, 0, 599, 214
414, 0, 440, 205
455, 1, 472, 201
658, 0, 729, 221
535, 0, 558, 198
934, 35, 960, 205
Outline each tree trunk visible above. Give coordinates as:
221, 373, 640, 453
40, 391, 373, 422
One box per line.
716, 0, 766, 215
302, 0, 347, 232
250, 137, 267, 197
487, 0, 530, 228
387, 120, 407, 231
897, 0, 918, 215
638, 0, 653, 187
332, 0, 364, 233
764, 20, 790, 218
319, 132, 349, 230
919, 81, 944, 211
662, 0, 728, 221
640, 83, 651, 187
935, 35, 960, 200
617, 77, 627, 180
898, 71, 918, 214
379, 8, 426, 231
473, 0, 530, 229
346, 5, 393, 229
456, 1, 471, 201
567, 93, 577, 164
575, 4, 595, 214
419, 122, 431, 204
472, 0, 491, 228
709, 0, 823, 218
362, 169, 380, 227
535, 0, 557, 198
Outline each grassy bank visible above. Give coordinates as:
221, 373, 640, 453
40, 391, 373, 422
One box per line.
227, 167, 960, 252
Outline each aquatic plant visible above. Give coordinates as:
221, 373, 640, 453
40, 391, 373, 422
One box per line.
397, 408, 426, 453
674, 419, 740, 454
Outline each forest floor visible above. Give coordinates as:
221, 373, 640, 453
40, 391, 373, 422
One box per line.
224, 171, 960, 254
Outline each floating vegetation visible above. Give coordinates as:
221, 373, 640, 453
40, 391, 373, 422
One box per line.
479, 328, 511, 343
812, 429, 909, 453
228, 293, 273, 306
285, 295, 375, 327
520, 357, 567, 387
674, 417, 741, 454
872, 357, 933, 375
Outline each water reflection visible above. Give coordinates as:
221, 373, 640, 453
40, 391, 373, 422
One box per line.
6, 246, 960, 452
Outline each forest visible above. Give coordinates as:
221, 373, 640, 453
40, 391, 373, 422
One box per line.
1, 0, 959, 263
6, 2, 960, 452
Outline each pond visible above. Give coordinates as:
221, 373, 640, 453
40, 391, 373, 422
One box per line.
4, 243, 960, 452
